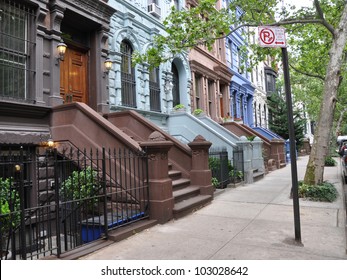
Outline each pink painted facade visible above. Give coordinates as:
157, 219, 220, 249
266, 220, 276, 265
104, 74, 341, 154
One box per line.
187, 0, 232, 123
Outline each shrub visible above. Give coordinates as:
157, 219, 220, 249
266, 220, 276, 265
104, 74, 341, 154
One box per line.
211, 177, 219, 187
208, 157, 220, 172
0, 178, 20, 243
298, 181, 338, 202
324, 156, 336, 166
60, 167, 101, 211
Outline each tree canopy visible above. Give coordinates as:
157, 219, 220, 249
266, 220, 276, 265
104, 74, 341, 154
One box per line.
134, 0, 347, 185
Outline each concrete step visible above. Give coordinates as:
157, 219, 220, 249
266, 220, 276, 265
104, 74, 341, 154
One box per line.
56, 240, 114, 260
55, 219, 157, 259
108, 219, 158, 242
253, 170, 265, 182
173, 195, 212, 219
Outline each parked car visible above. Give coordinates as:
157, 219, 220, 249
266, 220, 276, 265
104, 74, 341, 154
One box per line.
341, 147, 347, 183
338, 140, 347, 156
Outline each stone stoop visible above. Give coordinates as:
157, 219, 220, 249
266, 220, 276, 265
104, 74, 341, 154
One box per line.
169, 164, 213, 219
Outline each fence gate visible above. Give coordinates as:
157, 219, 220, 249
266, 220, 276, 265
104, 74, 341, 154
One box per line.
232, 148, 244, 183
209, 147, 230, 188
0, 146, 149, 260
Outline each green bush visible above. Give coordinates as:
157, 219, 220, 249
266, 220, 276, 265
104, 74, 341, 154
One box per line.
324, 156, 336, 166
211, 177, 219, 187
298, 181, 338, 202
60, 167, 101, 211
208, 157, 220, 172
0, 178, 20, 238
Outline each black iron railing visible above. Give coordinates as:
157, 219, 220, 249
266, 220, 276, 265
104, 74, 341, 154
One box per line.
0, 146, 149, 260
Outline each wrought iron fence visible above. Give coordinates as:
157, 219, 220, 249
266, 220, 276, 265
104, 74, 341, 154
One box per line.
0, 146, 149, 260
209, 148, 230, 189
232, 148, 244, 184
208, 147, 244, 189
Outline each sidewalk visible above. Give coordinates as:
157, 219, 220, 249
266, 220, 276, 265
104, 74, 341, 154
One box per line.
81, 156, 347, 260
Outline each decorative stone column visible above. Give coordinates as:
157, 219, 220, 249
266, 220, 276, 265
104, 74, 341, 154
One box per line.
252, 137, 265, 172
237, 136, 253, 184
187, 135, 213, 196
140, 131, 174, 224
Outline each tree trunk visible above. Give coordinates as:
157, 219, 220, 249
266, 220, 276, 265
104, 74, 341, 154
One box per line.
304, 4, 347, 185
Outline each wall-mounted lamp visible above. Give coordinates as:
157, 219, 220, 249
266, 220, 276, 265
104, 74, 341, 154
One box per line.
47, 138, 54, 149
56, 40, 67, 65
103, 58, 113, 77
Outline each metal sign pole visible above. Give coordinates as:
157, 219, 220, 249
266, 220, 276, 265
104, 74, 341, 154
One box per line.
281, 47, 302, 243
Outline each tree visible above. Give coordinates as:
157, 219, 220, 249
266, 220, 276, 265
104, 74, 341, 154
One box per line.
267, 92, 306, 148
134, 0, 347, 185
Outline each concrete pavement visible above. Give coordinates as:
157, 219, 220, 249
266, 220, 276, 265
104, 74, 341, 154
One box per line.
81, 155, 347, 260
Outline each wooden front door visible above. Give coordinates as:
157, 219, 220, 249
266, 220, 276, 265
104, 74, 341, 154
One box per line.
60, 48, 88, 103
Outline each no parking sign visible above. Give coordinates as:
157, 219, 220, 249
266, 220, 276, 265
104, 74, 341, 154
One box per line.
258, 26, 286, 48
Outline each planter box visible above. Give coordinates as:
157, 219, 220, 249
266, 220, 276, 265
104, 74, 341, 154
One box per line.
81, 212, 144, 243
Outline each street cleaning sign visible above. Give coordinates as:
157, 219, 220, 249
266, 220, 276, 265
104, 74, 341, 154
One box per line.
258, 26, 286, 48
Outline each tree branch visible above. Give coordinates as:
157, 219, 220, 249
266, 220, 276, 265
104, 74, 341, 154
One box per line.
314, 0, 335, 36
289, 63, 325, 81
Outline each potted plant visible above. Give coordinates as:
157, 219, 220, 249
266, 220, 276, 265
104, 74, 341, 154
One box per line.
0, 177, 20, 259
193, 108, 204, 117
172, 104, 186, 113
60, 166, 104, 243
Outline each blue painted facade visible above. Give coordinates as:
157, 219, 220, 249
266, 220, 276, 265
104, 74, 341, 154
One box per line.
225, 15, 255, 126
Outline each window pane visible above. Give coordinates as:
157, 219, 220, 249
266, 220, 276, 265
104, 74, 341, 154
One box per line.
0, 0, 34, 101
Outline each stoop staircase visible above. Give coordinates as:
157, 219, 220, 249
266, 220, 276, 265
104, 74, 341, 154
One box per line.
104, 110, 213, 220
169, 163, 212, 219
49, 103, 213, 259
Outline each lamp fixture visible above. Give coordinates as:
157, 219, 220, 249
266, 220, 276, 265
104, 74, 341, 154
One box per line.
56, 40, 67, 65
103, 58, 113, 77
47, 138, 54, 148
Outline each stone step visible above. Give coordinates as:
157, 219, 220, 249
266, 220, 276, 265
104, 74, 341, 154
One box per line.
172, 178, 191, 190
173, 195, 212, 219
173, 185, 200, 203
169, 169, 182, 180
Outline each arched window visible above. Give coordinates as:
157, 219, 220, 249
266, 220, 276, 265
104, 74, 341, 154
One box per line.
120, 40, 136, 107
171, 63, 180, 107
149, 67, 161, 111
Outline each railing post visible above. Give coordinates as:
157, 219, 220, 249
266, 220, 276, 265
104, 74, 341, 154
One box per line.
18, 147, 26, 260
102, 147, 108, 240
53, 148, 61, 257
187, 135, 213, 196
139, 131, 174, 224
